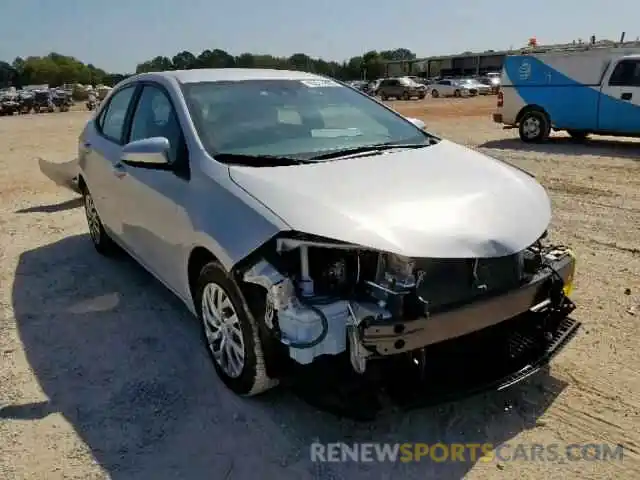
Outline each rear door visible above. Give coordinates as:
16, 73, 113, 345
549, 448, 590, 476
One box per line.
81, 85, 138, 240
598, 58, 640, 133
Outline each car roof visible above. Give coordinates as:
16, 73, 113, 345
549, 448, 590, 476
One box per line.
133, 68, 328, 85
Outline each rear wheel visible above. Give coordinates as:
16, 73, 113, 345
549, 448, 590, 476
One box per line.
519, 110, 550, 143
402, 91, 410, 100
431, 89, 439, 98
380, 92, 388, 101
454, 89, 461, 97
195, 262, 277, 396
82, 186, 117, 255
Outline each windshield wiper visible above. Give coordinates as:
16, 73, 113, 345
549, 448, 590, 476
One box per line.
308, 142, 433, 161
214, 153, 310, 167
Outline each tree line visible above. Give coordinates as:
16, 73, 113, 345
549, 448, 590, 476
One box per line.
0, 48, 417, 88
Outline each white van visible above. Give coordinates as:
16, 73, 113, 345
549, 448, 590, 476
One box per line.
494, 47, 640, 142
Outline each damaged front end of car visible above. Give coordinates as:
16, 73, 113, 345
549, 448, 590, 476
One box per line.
236, 230, 580, 400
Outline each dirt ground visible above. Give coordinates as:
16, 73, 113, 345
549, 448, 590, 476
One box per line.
0, 96, 639, 479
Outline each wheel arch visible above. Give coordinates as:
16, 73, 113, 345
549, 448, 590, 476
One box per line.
187, 246, 221, 308
516, 104, 549, 124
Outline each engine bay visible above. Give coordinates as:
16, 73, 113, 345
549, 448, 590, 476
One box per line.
241, 232, 576, 375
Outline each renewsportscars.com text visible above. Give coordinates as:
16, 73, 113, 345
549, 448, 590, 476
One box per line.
310, 442, 625, 464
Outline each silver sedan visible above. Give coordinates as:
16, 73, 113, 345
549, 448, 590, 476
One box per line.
70, 68, 580, 399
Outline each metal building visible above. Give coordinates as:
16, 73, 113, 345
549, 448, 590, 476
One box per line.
383, 39, 640, 78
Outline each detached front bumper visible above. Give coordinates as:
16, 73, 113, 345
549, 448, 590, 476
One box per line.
360, 250, 577, 355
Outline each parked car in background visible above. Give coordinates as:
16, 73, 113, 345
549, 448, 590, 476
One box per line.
406, 76, 430, 85
59, 68, 579, 402
32, 90, 55, 113
347, 80, 374, 96
480, 72, 501, 93
368, 79, 383, 96
429, 79, 476, 98
458, 78, 492, 95
378, 77, 426, 100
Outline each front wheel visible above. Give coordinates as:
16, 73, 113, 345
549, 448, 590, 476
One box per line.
195, 262, 277, 396
519, 110, 550, 143
431, 89, 439, 98
454, 89, 461, 97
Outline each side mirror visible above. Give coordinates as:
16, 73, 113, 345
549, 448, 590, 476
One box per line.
121, 137, 171, 168
406, 117, 426, 130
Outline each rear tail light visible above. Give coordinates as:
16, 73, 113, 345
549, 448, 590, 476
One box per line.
497, 91, 504, 107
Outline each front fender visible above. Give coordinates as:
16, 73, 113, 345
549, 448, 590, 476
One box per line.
186, 170, 290, 273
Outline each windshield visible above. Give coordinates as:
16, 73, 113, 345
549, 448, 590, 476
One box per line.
181, 79, 433, 161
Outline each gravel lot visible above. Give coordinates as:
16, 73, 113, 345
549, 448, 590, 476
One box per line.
1, 97, 639, 479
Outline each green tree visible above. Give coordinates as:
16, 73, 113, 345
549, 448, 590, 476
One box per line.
1, 46, 418, 88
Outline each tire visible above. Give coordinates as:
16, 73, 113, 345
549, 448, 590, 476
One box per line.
518, 110, 551, 143
418, 94, 425, 100
195, 261, 277, 396
402, 91, 410, 100
380, 93, 388, 101
567, 130, 589, 141
431, 89, 439, 98
82, 186, 117, 255
454, 89, 461, 97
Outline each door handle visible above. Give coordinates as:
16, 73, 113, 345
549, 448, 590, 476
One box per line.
621, 92, 632, 100
113, 162, 127, 178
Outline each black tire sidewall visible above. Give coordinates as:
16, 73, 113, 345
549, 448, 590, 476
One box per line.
194, 262, 262, 395
519, 111, 550, 143
82, 188, 115, 254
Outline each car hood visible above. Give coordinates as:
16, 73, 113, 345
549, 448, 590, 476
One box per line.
228, 140, 551, 258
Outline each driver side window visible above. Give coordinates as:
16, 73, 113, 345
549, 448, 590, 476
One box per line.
128, 85, 185, 164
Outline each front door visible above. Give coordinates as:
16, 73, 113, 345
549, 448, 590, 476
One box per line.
598, 59, 640, 134
115, 83, 192, 292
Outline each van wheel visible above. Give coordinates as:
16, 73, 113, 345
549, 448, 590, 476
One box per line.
567, 130, 589, 141
195, 261, 277, 396
519, 110, 550, 143
402, 91, 410, 100
380, 93, 388, 101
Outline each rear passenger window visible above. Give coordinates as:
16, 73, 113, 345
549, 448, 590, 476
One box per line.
100, 86, 136, 143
